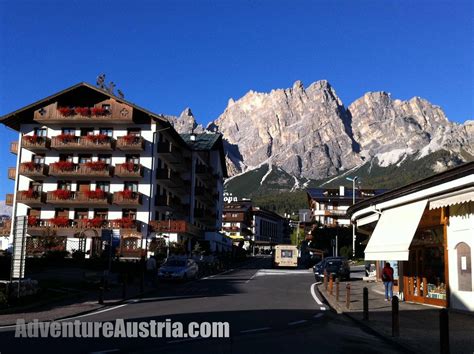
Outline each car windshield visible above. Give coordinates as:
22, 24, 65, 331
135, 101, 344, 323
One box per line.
164, 260, 186, 267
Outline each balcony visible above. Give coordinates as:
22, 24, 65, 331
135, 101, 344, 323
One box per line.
150, 220, 201, 237
5, 194, 13, 206
21, 136, 50, 152
157, 142, 186, 165
46, 190, 110, 206
51, 135, 114, 151
114, 163, 143, 178
313, 209, 347, 217
8, 167, 16, 180
19, 163, 48, 178
10, 141, 18, 154
155, 194, 183, 210
33, 101, 134, 125
156, 169, 186, 190
112, 191, 142, 207
16, 190, 46, 206
0, 220, 10, 237
49, 162, 112, 178
116, 135, 145, 152
195, 186, 215, 205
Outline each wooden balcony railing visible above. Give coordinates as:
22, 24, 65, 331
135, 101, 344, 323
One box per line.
46, 190, 110, 205
21, 136, 50, 152
156, 169, 185, 189
5, 194, 14, 206
16, 191, 46, 206
156, 142, 184, 164
49, 162, 112, 178
114, 163, 143, 178
51, 136, 114, 151
8, 167, 16, 180
150, 220, 201, 236
116, 136, 145, 151
0, 220, 11, 236
10, 141, 18, 154
19, 163, 48, 178
112, 191, 142, 206
26, 218, 142, 235
33, 100, 134, 124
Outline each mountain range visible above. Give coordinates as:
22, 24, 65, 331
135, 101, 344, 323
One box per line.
167, 80, 473, 198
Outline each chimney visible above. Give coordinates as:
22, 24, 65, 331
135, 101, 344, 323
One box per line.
339, 186, 345, 196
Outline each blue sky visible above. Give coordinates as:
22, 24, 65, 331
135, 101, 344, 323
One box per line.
0, 0, 472, 199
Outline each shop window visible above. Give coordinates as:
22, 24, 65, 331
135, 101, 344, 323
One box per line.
456, 242, 472, 292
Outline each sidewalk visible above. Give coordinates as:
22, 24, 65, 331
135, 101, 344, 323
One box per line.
318, 278, 474, 354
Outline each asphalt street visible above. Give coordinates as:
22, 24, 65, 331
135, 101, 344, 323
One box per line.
0, 257, 404, 354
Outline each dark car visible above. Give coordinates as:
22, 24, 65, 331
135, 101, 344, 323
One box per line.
313, 257, 350, 281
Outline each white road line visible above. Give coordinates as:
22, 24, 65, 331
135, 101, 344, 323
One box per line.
311, 283, 327, 311
245, 270, 259, 284
288, 320, 307, 326
313, 313, 324, 319
57, 304, 128, 321
240, 327, 271, 334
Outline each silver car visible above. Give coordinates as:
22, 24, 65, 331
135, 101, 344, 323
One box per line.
157, 258, 199, 280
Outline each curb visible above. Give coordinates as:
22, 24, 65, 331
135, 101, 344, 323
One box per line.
316, 284, 416, 354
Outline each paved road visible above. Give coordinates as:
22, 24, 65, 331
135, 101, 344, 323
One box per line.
0, 257, 403, 353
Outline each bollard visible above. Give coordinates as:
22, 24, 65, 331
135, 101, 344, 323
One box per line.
336, 278, 340, 302
346, 283, 351, 309
440, 308, 450, 354
329, 274, 334, 295
324, 270, 328, 290
363, 287, 369, 321
392, 295, 399, 337
98, 276, 104, 305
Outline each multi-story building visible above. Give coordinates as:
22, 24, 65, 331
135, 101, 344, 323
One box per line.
306, 186, 386, 227
221, 200, 253, 241
2, 82, 226, 258
251, 207, 288, 247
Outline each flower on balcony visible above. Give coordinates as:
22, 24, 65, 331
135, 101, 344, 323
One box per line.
86, 217, 106, 228
58, 107, 74, 116
22, 161, 38, 171
21, 189, 37, 198
85, 189, 105, 199
51, 161, 75, 171
23, 135, 41, 144
84, 161, 107, 171
91, 107, 108, 116
52, 189, 72, 199
86, 134, 109, 144
113, 217, 135, 229
74, 107, 90, 116
27, 215, 38, 227
49, 217, 70, 227
56, 133, 76, 143
122, 134, 139, 144
118, 189, 134, 199
119, 162, 137, 172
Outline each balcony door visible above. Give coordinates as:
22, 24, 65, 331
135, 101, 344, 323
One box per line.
55, 208, 70, 218
33, 154, 45, 164
34, 128, 47, 137
57, 180, 72, 190
78, 154, 92, 164
80, 128, 94, 136
99, 128, 113, 137
126, 154, 140, 164
98, 154, 112, 165
96, 181, 110, 193
59, 154, 73, 162
124, 181, 138, 192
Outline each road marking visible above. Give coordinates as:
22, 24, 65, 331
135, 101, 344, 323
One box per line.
310, 283, 327, 311
313, 313, 324, 319
244, 270, 259, 284
288, 320, 307, 326
240, 327, 271, 333
57, 304, 128, 321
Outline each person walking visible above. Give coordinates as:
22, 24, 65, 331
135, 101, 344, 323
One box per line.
382, 262, 394, 301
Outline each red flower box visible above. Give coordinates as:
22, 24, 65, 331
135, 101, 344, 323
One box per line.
51, 161, 75, 171
21, 189, 36, 198
118, 189, 134, 199
52, 189, 72, 200
23, 135, 41, 144
58, 107, 74, 116
119, 162, 137, 172
86, 134, 109, 144
84, 161, 107, 171
87, 217, 106, 228
56, 133, 76, 143
27, 215, 38, 227
113, 217, 135, 228
49, 217, 70, 227
74, 107, 90, 116
122, 134, 139, 144
85, 189, 105, 199
91, 107, 108, 116
22, 161, 38, 170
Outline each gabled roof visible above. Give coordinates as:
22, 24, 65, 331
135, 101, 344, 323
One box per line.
0, 82, 168, 131
181, 133, 228, 177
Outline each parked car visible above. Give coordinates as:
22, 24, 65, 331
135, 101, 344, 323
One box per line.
157, 257, 199, 280
313, 257, 350, 281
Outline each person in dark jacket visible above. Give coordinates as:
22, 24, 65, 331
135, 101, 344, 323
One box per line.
382, 262, 394, 301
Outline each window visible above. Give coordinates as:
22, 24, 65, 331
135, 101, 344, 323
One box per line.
75, 209, 89, 220
102, 104, 111, 113
124, 181, 138, 192
122, 209, 137, 220
96, 181, 110, 193
59, 154, 74, 162
78, 154, 92, 163
33, 154, 45, 164
99, 128, 113, 137
94, 209, 108, 220
62, 128, 75, 135
127, 128, 141, 136
34, 128, 47, 137
126, 154, 140, 164
28, 208, 41, 218
98, 154, 112, 164
29, 181, 42, 192
57, 181, 72, 190
55, 208, 69, 218
80, 128, 94, 136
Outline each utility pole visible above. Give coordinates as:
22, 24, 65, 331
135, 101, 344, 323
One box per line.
346, 176, 358, 258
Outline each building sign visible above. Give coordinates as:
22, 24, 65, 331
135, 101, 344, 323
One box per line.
223, 192, 238, 203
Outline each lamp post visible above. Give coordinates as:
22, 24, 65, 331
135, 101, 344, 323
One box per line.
165, 211, 172, 258
346, 176, 358, 258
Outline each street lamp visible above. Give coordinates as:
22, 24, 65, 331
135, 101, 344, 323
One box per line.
346, 176, 358, 258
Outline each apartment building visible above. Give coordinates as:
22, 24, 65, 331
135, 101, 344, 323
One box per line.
251, 207, 287, 246
221, 200, 253, 241
306, 186, 386, 227
2, 82, 226, 259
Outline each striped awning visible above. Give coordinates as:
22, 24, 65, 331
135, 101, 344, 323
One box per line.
429, 188, 474, 210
